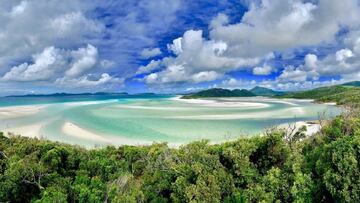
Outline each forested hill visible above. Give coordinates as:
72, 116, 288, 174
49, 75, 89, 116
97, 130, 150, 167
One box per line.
181, 88, 256, 99
249, 86, 286, 96
278, 85, 360, 105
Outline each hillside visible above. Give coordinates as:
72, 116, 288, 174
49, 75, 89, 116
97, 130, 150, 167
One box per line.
278, 85, 360, 105
250, 86, 286, 96
342, 81, 360, 87
181, 88, 256, 99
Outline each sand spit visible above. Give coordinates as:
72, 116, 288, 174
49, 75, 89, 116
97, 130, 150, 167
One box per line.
0, 105, 46, 119
3, 123, 43, 138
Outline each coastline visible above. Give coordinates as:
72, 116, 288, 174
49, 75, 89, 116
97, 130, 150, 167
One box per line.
0, 104, 46, 119
0, 97, 339, 148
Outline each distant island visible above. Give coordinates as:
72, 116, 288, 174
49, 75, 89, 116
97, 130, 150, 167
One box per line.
6, 92, 128, 97
277, 85, 360, 106
181, 86, 285, 99
5, 92, 161, 98
181, 82, 360, 106
249, 86, 286, 97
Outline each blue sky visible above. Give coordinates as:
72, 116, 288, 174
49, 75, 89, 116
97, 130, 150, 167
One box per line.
0, 0, 360, 95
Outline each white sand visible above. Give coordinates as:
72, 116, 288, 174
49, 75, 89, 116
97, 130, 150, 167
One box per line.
63, 100, 118, 106
3, 123, 43, 138
323, 102, 337, 105
173, 97, 270, 108
62, 122, 111, 143
0, 105, 46, 119
61, 122, 153, 146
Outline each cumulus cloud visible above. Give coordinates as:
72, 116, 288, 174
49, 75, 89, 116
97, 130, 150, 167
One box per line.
277, 66, 308, 82
2, 44, 122, 88
3, 45, 96, 82
65, 44, 98, 78
142, 30, 260, 84
282, 31, 360, 83
0, 0, 103, 70
210, 0, 360, 57
140, 0, 360, 87
253, 64, 274, 75
0, 0, 182, 93
3, 0, 360, 93
55, 73, 124, 88
2, 46, 66, 82
140, 48, 162, 59
136, 60, 162, 75
220, 78, 256, 89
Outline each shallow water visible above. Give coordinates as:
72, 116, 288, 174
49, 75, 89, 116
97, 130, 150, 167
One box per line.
0, 95, 341, 147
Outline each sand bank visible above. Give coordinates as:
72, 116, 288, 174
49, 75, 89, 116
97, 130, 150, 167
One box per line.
174, 98, 270, 108
3, 123, 43, 138
0, 105, 46, 119
61, 122, 154, 146
62, 122, 111, 143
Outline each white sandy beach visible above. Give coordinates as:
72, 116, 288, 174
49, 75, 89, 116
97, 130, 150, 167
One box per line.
61, 122, 154, 146
0, 105, 47, 138
0, 105, 46, 119
171, 96, 270, 108
62, 122, 111, 143
2, 123, 43, 138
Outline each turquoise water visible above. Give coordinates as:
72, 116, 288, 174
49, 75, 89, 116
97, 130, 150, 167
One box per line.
0, 95, 341, 147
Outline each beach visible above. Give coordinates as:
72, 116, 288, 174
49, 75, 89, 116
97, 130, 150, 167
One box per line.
0, 97, 341, 147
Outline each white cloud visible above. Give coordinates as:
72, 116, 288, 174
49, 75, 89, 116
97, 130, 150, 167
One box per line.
141, 0, 360, 87
304, 54, 318, 69
10, 1, 28, 17
191, 71, 220, 83
167, 37, 183, 55
2, 46, 65, 82
210, 0, 360, 57
140, 47, 162, 59
136, 60, 161, 75
253, 64, 274, 75
142, 30, 260, 84
55, 73, 124, 88
2, 45, 98, 82
1, 44, 122, 88
0, 0, 104, 71
277, 66, 307, 82
65, 44, 98, 78
220, 78, 256, 89
335, 49, 353, 62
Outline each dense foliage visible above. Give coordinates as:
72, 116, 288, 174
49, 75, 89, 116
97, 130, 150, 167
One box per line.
279, 85, 360, 106
181, 88, 255, 99
249, 86, 286, 97
1, 109, 360, 202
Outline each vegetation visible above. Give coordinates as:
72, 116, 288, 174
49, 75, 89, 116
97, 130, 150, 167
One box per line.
279, 85, 360, 106
2, 83, 360, 202
342, 81, 360, 87
181, 88, 255, 99
249, 86, 286, 97
1, 107, 360, 202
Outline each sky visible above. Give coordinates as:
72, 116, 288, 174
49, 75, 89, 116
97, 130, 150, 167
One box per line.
1, 0, 360, 95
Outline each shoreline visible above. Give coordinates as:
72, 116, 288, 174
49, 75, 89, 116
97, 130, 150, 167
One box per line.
0, 104, 47, 119
0, 97, 337, 148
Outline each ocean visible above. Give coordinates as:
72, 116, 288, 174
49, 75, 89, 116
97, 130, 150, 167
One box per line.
0, 94, 341, 147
